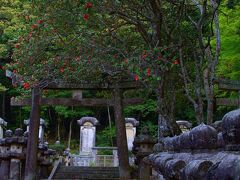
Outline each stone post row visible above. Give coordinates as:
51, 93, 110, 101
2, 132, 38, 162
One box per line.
0, 128, 56, 180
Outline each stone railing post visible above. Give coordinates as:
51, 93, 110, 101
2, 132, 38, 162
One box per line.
113, 149, 118, 167
0, 130, 13, 179
132, 127, 156, 180
92, 148, 97, 164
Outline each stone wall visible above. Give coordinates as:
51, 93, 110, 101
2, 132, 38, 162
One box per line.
139, 109, 240, 180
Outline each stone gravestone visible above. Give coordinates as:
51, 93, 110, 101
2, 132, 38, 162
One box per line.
77, 117, 99, 154
24, 118, 46, 142
125, 118, 139, 151
0, 118, 7, 139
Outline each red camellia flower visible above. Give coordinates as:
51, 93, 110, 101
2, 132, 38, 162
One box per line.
147, 68, 151, 76
29, 31, 33, 37
173, 59, 180, 65
23, 82, 30, 90
15, 43, 20, 49
31, 24, 38, 29
114, 54, 118, 59
83, 14, 89, 21
60, 67, 65, 73
141, 53, 147, 59
37, 19, 43, 24
157, 56, 161, 61
13, 69, 17, 73
134, 75, 139, 81
84, 2, 93, 9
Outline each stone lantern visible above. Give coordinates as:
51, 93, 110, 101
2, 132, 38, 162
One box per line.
132, 127, 156, 179
9, 128, 25, 179
38, 143, 56, 178
0, 130, 13, 179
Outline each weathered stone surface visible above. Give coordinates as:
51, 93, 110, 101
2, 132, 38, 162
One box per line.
207, 154, 240, 180
183, 160, 213, 180
179, 131, 192, 150
164, 159, 186, 179
222, 109, 240, 145
189, 123, 218, 149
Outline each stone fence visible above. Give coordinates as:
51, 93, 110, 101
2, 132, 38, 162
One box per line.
0, 128, 55, 180
133, 109, 240, 180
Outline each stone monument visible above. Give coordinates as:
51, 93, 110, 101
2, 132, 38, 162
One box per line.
77, 117, 99, 154
0, 118, 7, 139
125, 118, 139, 151
24, 118, 46, 142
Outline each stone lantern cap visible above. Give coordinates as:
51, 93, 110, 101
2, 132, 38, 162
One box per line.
176, 120, 192, 129
125, 117, 139, 127
24, 118, 46, 126
77, 117, 99, 126
0, 117, 7, 126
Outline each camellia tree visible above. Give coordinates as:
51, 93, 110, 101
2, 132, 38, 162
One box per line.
6, 0, 225, 179
8, 1, 99, 88
93, 0, 222, 126
6, 1, 105, 179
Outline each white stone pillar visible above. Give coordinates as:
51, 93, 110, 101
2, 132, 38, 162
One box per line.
0, 118, 7, 139
125, 118, 139, 151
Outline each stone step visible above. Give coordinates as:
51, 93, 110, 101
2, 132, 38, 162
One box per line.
53, 178, 119, 180
57, 166, 118, 171
54, 171, 119, 176
57, 168, 119, 173
54, 173, 119, 179
53, 166, 120, 180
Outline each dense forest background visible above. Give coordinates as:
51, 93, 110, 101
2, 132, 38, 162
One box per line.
0, 0, 239, 152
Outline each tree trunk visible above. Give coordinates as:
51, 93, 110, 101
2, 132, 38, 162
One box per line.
57, 116, 61, 142
156, 80, 181, 139
113, 87, 130, 179
204, 68, 214, 124
2, 91, 5, 119
107, 106, 113, 146
24, 86, 41, 180
67, 119, 73, 150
